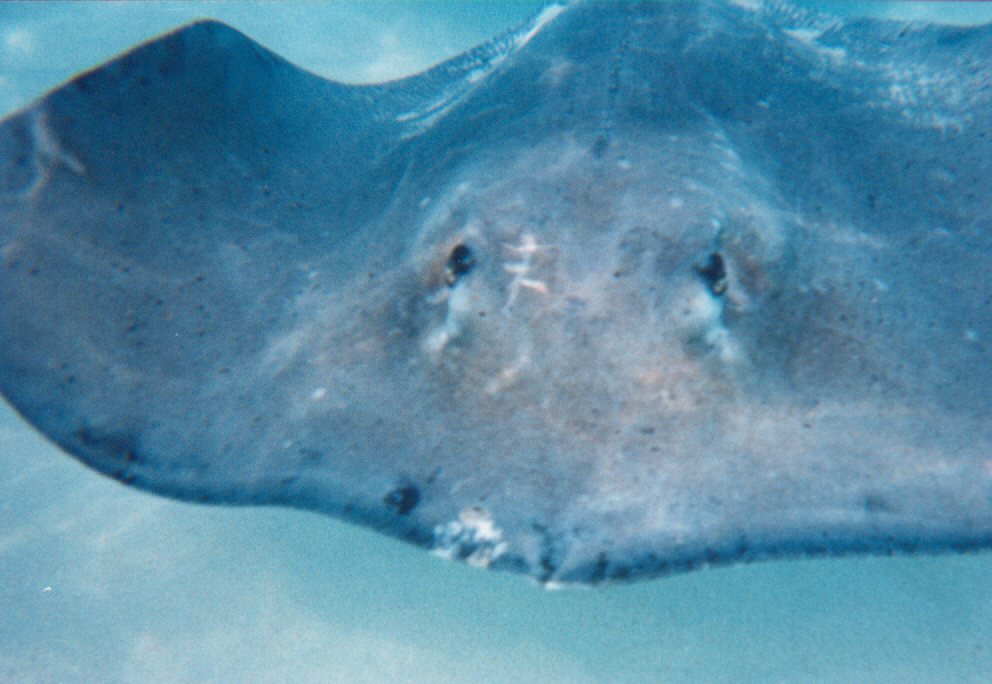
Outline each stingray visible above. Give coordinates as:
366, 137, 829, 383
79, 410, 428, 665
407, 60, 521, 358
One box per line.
0, 1, 990, 584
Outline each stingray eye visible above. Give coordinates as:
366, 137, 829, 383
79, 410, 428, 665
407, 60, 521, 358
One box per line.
444, 243, 476, 286
694, 252, 727, 296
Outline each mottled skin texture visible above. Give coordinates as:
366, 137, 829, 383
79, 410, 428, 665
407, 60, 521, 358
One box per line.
0, 1, 990, 583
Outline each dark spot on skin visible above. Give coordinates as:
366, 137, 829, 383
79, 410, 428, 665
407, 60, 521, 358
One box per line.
592, 134, 609, 158
76, 427, 140, 471
531, 522, 563, 582
298, 448, 322, 464
864, 493, 894, 514
694, 252, 727, 296
588, 553, 610, 583
29, 267, 39, 276
539, 549, 557, 579
610, 565, 631, 581
384, 484, 420, 515
444, 243, 475, 286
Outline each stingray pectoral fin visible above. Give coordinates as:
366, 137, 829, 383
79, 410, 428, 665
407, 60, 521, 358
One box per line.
0, 21, 389, 500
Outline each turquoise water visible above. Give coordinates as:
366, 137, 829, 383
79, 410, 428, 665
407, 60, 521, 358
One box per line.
1, 3, 991, 681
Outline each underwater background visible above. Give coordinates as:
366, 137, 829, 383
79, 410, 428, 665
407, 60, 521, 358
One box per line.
1, 2, 991, 681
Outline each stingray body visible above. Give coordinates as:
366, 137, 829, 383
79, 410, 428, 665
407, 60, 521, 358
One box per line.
0, 1, 990, 584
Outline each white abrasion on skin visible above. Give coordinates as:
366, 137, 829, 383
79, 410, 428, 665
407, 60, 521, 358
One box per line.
675, 284, 739, 363
423, 282, 474, 355
484, 348, 531, 395
503, 233, 548, 308
432, 507, 508, 568
23, 107, 84, 199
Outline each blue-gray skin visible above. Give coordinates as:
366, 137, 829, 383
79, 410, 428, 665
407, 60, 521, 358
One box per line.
0, 1, 989, 584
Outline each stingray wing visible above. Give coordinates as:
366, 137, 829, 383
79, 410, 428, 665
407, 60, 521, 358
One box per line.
0, 20, 417, 498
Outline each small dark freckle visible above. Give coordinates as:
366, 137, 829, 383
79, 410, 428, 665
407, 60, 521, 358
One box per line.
384, 484, 420, 515
195, 274, 205, 283
589, 553, 609, 583
592, 135, 609, 158
639, 426, 655, 435
610, 565, 630, 581
802, 422, 811, 429
29, 267, 39, 276
367, 272, 376, 279
478, 310, 486, 318
298, 448, 322, 463
613, 271, 621, 278
116, 202, 125, 213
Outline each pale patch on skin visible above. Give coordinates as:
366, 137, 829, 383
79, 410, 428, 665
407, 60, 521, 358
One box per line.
485, 347, 532, 395
423, 282, 474, 356
22, 108, 85, 200
432, 507, 508, 568
503, 233, 548, 308
783, 27, 846, 64
540, 56, 575, 88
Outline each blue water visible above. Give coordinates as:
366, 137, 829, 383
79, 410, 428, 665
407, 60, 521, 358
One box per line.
2, 3, 991, 681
